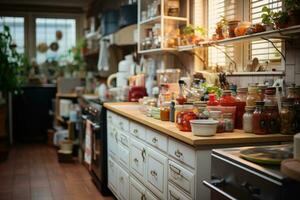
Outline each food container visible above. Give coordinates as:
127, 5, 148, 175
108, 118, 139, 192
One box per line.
59, 140, 73, 151
190, 120, 219, 136
156, 69, 181, 85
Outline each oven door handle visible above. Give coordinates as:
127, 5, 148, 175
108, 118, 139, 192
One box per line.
203, 180, 238, 200
82, 115, 88, 120
91, 122, 100, 130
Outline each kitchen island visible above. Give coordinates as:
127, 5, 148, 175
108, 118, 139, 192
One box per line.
104, 102, 293, 200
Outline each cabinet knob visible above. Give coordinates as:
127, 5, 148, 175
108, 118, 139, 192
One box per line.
134, 158, 139, 163
133, 129, 138, 134
150, 170, 157, 177
174, 149, 183, 158
141, 148, 146, 162
152, 137, 158, 143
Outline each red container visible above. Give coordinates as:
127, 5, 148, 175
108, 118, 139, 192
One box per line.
207, 94, 219, 106
176, 106, 198, 132
252, 101, 267, 135
220, 90, 236, 106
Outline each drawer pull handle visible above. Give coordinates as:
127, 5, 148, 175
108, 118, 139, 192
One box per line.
114, 132, 118, 143
169, 191, 180, 200
170, 164, 182, 177
150, 170, 157, 177
141, 194, 146, 200
121, 136, 127, 145
141, 148, 146, 162
152, 137, 158, 143
134, 158, 139, 163
174, 149, 183, 158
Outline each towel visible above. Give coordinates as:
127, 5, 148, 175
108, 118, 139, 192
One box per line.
85, 120, 92, 165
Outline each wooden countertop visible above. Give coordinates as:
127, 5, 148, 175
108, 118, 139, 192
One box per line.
104, 102, 293, 147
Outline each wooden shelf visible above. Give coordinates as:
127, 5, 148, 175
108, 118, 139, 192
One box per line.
178, 25, 300, 51
226, 71, 285, 76
140, 16, 188, 25
56, 93, 78, 98
140, 16, 161, 25
139, 47, 177, 54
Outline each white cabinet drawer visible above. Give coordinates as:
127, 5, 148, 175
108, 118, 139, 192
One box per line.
168, 184, 191, 200
118, 166, 130, 200
107, 111, 116, 125
130, 177, 145, 200
168, 138, 196, 168
119, 143, 129, 169
130, 121, 146, 140
108, 156, 118, 194
130, 138, 146, 181
108, 127, 118, 159
119, 131, 129, 147
117, 115, 129, 132
146, 129, 167, 152
168, 160, 195, 197
147, 148, 167, 198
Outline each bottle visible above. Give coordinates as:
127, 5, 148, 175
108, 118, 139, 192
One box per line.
265, 105, 280, 134
207, 94, 219, 106
280, 101, 295, 134
246, 86, 260, 106
264, 87, 277, 107
243, 106, 255, 133
252, 101, 267, 135
220, 90, 236, 106
160, 102, 170, 121
235, 88, 247, 129
169, 101, 175, 122
176, 80, 187, 105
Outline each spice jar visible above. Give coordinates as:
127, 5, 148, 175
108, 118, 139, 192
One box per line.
210, 111, 225, 133
258, 85, 267, 100
265, 105, 280, 134
280, 101, 295, 134
160, 102, 170, 121
207, 93, 219, 106
193, 101, 209, 119
176, 105, 197, 132
235, 88, 247, 129
220, 90, 236, 106
243, 106, 255, 133
246, 86, 260, 106
253, 101, 267, 135
223, 113, 234, 132
264, 87, 277, 107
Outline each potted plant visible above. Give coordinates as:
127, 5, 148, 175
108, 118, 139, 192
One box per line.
215, 16, 228, 40
261, 6, 275, 30
272, 11, 289, 29
284, 0, 300, 25
0, 25, 26, 161
182, 25, 206, 45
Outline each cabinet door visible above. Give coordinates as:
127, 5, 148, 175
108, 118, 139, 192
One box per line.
147, 148, 167, 199
119, 143, 130, 169
168, 184, 192, 200
108, 156, 118, 194
130, 138, 147, 181
108, 127, 118, 159
146, 190, 160, 200
118, 166, 130, 200
130, 177, 146, 200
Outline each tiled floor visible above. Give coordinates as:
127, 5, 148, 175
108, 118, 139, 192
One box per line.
0, 144, 115, 200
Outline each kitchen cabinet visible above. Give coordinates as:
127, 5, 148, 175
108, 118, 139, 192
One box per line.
118, 166, 130, 200
105, 104, 292, 200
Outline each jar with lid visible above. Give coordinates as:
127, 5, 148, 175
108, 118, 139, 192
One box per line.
243, 106, 255, 133
223, 113, 234, 132
280, 101, 295, 134
176, 104, 198, 132
207, 93, 219, 106
210, 110, 225, 133
246, 86, 260, 106
264, 87, 277, 107
265, 105, 280, 134
167, 0, 180, 17
160, 102, 170, 121
287, 86, 296, 100
193, 101, 209, 119
235, 88, 247, 129
220, 90, 236, 106
253, 101, 267, 135
258, 85, 267, 100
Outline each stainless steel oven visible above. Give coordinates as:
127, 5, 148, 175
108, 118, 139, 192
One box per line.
204, 146, 300, 200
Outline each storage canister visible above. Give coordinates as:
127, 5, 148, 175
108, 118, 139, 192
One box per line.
243, 106, 255, 133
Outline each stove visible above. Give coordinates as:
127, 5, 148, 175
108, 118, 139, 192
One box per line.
204, 145, 300, 200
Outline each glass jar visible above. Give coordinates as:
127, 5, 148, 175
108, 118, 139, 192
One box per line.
265, 105, 280, 134
243, 106, 255, 133
223, 113, 234, 132
280, 101, 295, 134
220, 90, 236, 106
253, 101, 267, 135
176, 80, 187, 105
258, 85, 267, 101
176, 105, 197, 132
294, 104, 300, 132
210, 111, 225, 133
160, 102, 170, 121
207, 93, 219, 106
193, 101, 209, 119
264, 87, 277, 107
235, 88, 247, 129
287, 86, 296, 100
246, 86, 260, 106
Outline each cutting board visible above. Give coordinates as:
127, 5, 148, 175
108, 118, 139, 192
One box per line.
281, 159, 300, 182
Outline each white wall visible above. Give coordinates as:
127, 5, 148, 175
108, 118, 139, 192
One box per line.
0, 0, 92, 8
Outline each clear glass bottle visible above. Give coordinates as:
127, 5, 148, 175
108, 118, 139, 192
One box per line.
223, 113, 234, 132
280, 101, 295, 135
243, 106, 255, 133
176, 80, 187, 105
160, 102, 170, 121
253, 101, 267, 135
265, 105, 280, 134
235, 88, 247, 129
246, 86, 260, 106
264, 87, 277, 107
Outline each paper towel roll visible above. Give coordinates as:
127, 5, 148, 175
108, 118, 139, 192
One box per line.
294, 133, 300, 160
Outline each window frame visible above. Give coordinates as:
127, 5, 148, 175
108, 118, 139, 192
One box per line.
0, 11, 84, 59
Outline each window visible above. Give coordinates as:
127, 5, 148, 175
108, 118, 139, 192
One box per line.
36, 18, 76, 64
207, 0, 239, 70
250, 0, 282, 70
0, 17, 25, 54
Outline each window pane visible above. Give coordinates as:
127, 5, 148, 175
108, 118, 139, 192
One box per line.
35, 18, 76, 64
0, 17, 25, 54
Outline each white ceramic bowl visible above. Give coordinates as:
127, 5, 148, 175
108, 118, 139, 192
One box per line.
190, 119, 219, 136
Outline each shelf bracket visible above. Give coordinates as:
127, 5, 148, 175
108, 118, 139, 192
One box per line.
211, 44, 237, 73
261, 37, 286, 62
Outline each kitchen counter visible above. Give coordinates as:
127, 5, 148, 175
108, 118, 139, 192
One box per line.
104, 102, 293, 147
